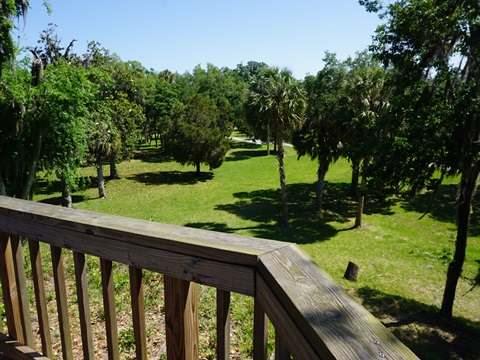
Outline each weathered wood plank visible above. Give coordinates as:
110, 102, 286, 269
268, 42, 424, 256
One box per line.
0, 196, 287, 266
0, 332, 50, 360
11, 235, 34, 348
100, 259, 119, 360
216, 289, 230, 360
164, 276, 199, 360
0, 213, 255, 296
256, 274, 324, 359
0, 233, 33, 346
50, 245, 73, 360
258, 245, 419, 360
28, 240, 53, 358
253, 299, 268, 360
0, 232, 21, 341
73, 252, 94, 359
274, 329, 290, 360
129, 266, 147, 360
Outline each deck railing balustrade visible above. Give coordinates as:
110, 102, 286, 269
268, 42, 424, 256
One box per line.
0, 196, 418, 359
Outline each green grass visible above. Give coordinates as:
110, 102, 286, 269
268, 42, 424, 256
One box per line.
32, 139, 480, 359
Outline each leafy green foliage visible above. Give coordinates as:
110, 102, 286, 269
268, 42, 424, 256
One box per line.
39, 62, 94, 193
292, 52, 346, 210
166, 94, 230, 173
363, 0, 480, 318
249, 66, 306, 225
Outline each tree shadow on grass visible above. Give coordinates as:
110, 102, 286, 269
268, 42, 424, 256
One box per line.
128, 171, 213, 186
188, 181, 397, 244
401, 184, 480, 237
226, 143, 269, 162
133, 146, 172, 164
34, 176, 95, 206
356, 287, 480, 360
401, 184, 457, 224
38, 195, 87, 206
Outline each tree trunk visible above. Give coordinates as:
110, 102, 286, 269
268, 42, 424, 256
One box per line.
277, 138, 288, 227
344, 262, 360, 282
316, 158, 329, 212
266, 124, 270, 156
19, 57, 45, 200
440, 162, 480, 319
109, 153, 118, 180
196, 162, 201, 174
97, 160, 106, 198
349, 158, 360, 197
355, 190, 365, 228
354, 157, 369, 228
20, 133, 43, 200
61, 180, 72, 208
0, 169, 6, 196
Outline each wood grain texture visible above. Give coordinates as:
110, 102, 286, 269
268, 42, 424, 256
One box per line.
0, 233, 30, 345
274, 329, 290, 360
0, 212, 256, 296
258, 245, 419, 359
50, 246, 73, 360
0, 197, 421, 360
164, 276, 199, 360
216, 289, 230, 360
73, 252, 94, 360
129, 266, 147, 360
28, 240, 53, 358
100, 259, 119, 360
256, 274, 322, 359
253, 299, 268, 360
0, 196, 286, 265
0, 332, 50, 360
11, 235, 34, 348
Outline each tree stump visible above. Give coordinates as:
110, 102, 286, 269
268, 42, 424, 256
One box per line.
344, 262, 359, 282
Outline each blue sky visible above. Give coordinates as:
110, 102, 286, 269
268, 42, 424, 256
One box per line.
15, 0, 381, 78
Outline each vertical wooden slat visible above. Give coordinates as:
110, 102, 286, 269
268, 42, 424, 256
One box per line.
216, 289, 230, 360
129, 266, 147, 360
73, 252, 94, 359
0, 232, 32, 346
11, 235, 34, 348
253, 298, 268, 360
28, 240, 53, 358
50, 245, 73, 360
100, 259, 119, 360
164, 275, 199, 360
275, 328, 291, 360
0, 232, 20, 339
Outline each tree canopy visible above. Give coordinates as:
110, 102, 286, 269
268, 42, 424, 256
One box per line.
362, 0, 480, 319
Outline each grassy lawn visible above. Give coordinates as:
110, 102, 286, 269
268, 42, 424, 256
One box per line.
33, 139, 480, 359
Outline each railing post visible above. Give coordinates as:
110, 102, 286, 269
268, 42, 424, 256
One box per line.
0, 233, 33, 347
216, 289, 230, 360
164, 275, 199, 360
129, 266, 147, 360
275, 329, 291, 360
253, 298, 268, 360
51, 245, 73, 360
101, 259, 120, 360
28, 239, 53, 358
73, 252, 95, 359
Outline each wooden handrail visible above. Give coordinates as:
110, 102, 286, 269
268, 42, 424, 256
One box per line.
0, 196, 419, 359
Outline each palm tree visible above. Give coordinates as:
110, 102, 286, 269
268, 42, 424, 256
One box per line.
293, 53, 346, 212
342, 65, 389, 228
250, 67, 306, 226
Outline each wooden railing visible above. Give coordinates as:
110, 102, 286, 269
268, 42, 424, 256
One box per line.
0, 196, 418, 359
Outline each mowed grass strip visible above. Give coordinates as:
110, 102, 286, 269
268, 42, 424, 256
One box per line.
33, 139, 480, 359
